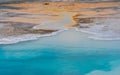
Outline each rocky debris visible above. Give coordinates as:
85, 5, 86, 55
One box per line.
0, 21, 58, 37
24, 29, 58, 34
73, 14, 94, 28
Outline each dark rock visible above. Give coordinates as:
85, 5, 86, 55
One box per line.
78, 18, 94, 23
43, 2, 49, 5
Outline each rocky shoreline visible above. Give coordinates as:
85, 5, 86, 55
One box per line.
0, 2, 120, 44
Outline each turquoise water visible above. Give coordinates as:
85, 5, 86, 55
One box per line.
0, 29, 120, 75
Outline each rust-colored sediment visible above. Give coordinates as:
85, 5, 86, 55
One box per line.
0, 2, 119, 36
5, 2, 120, 25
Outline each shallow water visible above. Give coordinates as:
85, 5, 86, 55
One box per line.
0, 29, 120, 75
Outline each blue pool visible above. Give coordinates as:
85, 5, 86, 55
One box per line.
0, 29, 120, 75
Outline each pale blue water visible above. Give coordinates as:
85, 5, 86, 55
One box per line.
0, 29, 120, 75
